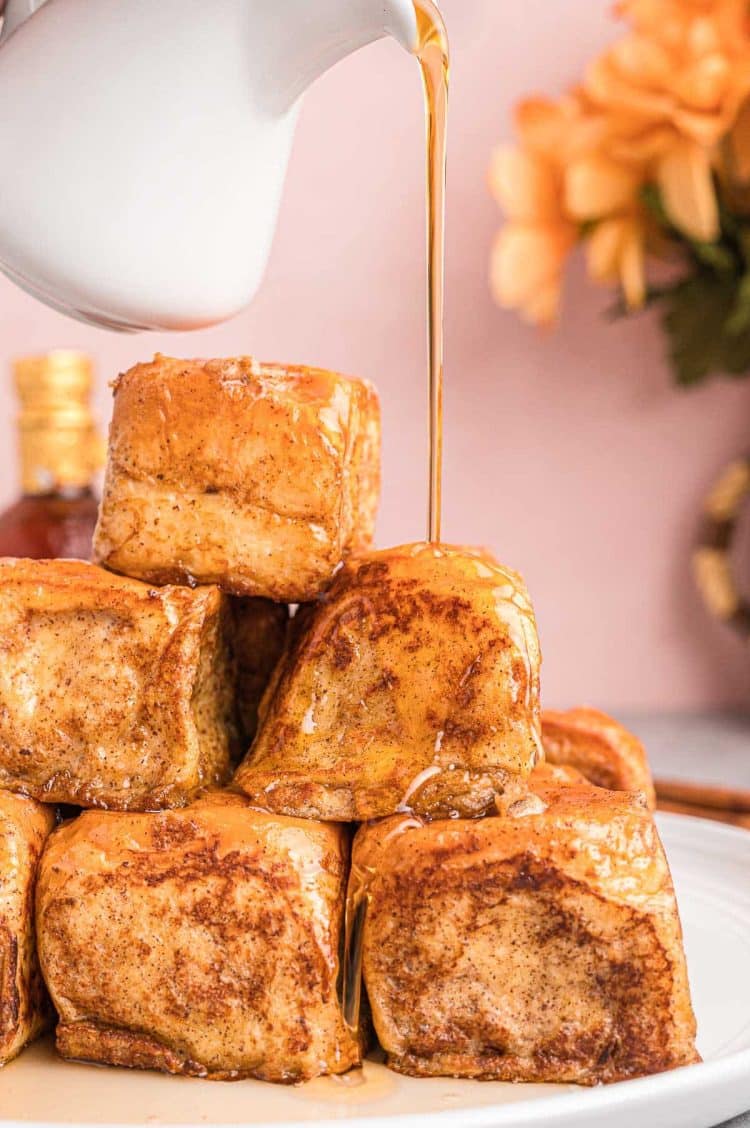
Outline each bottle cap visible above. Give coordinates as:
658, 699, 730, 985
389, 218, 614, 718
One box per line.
12, 351, 106, 494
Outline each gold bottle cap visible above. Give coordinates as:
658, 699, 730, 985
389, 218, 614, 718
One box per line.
13, 351, 106, 494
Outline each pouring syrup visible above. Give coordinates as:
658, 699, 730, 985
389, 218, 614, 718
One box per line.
339, 1, 450, 1037
415, 0, 449, 544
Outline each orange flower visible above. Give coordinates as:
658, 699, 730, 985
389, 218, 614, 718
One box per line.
490, 96, 650, 321
581, 0, 750, 238
490, 146, 561, 224
564, 152, 643, 219
489, 148, 577, 325
717, 92, 750, 210
490, 224, 576, 325
618, 0, 750, 55
586, 215, 648, 307
489, 100, 581, 324
563, 149, 650, 307
656, 136, 719, 239
585, 35, 750, 151
513, 95, 609, 160
490, 0, 750, 328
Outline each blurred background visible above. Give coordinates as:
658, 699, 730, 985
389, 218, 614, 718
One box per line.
3, 0, 750, 712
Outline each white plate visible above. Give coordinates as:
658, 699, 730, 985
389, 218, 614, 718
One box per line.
3, 813, 750, 1128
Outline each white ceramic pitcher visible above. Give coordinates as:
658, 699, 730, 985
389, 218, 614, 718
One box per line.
0, 0, 420, 330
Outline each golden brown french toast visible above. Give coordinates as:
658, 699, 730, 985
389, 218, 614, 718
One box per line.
542, 706, 656, 808
0, 557, 237, 810
37, 792, 358, 1082
0, 791, 55, 1064
352, 765, 698, 1084
93, 355, 381, 601
235, 542, 542, 820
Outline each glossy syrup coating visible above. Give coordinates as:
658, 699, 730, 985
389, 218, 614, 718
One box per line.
0, 791, 56, 1064
36, 792, 359, 1082
0, 558, 238, 810
542, 706, 656, 808
350, 765, 699, 1084
93, 355, 381, 601
235, 542, 542, 821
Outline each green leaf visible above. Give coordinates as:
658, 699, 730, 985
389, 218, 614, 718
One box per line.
737, 224, 750, 267
660, 271, 750, 385
717, 321, 750, 376
725, 272, 750, 336
606, 284, 674, 321
641, 181, 742, 274
718, 197, 743, 242
619, 181, 750, 382
640, 183, 671, 229
690, 240, 737, 274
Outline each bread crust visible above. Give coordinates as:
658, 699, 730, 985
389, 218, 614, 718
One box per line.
37, 793, 359, 1082
352, 768, 698, 1084
542, 707, 656, 808
93, 355, 381, 601
0, 558, 237, 810
0, 792, 55, 1064
235, 543, 542, 820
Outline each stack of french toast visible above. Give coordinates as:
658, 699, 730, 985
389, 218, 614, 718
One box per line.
0, 355, 699, 1085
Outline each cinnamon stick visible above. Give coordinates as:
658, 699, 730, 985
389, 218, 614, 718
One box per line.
656, 796, 750, 830
654, 777, 750, 814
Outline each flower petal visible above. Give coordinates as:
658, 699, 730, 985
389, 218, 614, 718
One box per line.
523, 281, 562, 325
586, 219, 626, 282
672, 53, 730, 112
610, 34, 673, 87
608, 122, 677, 161
656, 138, 719, 240
515, 97, 568, 153
723, 93, 750, 184
490, 224, 574, 323
585, 52, 672, 121
619, 221, 647, 307
565, 153, 642, 220
488, 146, 561, 222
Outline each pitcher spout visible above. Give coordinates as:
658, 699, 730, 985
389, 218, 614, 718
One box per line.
385, 0, 420, 52
257, 0, 419, 113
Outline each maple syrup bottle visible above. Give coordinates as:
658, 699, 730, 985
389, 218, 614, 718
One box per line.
0, 352, 104, 560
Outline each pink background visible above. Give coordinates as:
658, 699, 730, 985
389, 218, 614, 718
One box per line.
1, 0, 749, 711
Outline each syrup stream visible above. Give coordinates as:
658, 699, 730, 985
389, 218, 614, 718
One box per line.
340, 1, 451, 1040
341, 869, 369, 1032
415, 0, 449, 544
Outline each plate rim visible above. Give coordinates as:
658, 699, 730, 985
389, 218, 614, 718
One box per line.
7, 1051, 750, 1128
